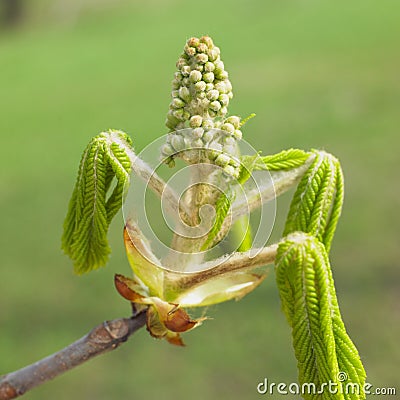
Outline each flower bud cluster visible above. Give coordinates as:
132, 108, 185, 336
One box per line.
161, 115, 242, 177
166, 36, 233, 131
162, 36, 244, 177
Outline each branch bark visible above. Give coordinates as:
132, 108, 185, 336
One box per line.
0, 312, 146, 400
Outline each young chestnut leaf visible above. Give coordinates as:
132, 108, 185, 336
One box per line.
62, 130, 133, 274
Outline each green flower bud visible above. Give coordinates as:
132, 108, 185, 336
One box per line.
200, 36, 214, 48
204, 62, 215, 72
202, 119, 214, 130
217, 70, 229, 80
214, 60, 224, 72
219, 94, 229, 106
182, 77, 190, 86
202, 130, 214, 143
233, 129, 242, 140
184, 45, 196, 57
208, 48, 219, 62
207, 89, 220, 101
214, 121, 222, 129
184, 136, 192, 148
209, 141, 223, 152
225, 116, 241, 128
195, 81, 206, 91
172, 89, 179, 98
170, 134, 185, 151
215, 153, 231, 167
167, 110, 179, 121
220, 106, 228, 115
189, 115, 203, 128
161, 143, 175, 156
195, 65, 204, 72
224, 136, 236, 145
197, 42, 208, 53
209, 101, 222, 112
198, 91, 206, 99
187, 37, 200, 48
215, 81, 227, 93
192, 127, 204, 138
172, 98, 185, 109
189, 70, 202, 83
165, 156, 175, 168
203, 72, 215, 83
166, 119, 176, 130
221, 123, 235, 134
176, 57, 187, 69
173, 109, 184, 120
182, 110, 191, 120
205, 83, 214, 91
195, 53, 208, 64
201, 98, 210, 108
174, 72, 183, 81
179, 87, 190, 102
209, 110, 217, 118
230, 158, 240, 168
223, 165, 237, 177
181, 65, 191, 76
171, 79, 180, 89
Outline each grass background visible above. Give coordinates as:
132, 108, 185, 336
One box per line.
0, 0, 399, 399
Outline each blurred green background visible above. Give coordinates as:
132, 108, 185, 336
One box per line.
1, 1, 399, 399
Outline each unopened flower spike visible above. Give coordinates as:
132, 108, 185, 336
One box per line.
161, 36, 247, 178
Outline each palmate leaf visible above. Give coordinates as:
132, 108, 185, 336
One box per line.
276, 234, 366, 400
62, 130, 133, 274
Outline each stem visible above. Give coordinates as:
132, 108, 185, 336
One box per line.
112, 135, 191, 220
0, 313, 146, 400
231, 156, 315, 222
164, 163, 220, 270
170, 243, 278, 289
